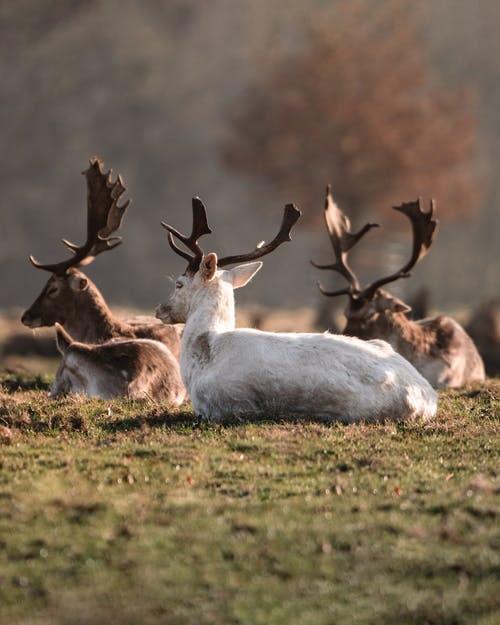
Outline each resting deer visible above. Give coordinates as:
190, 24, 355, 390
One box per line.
21, 159, 182, 359
155, 198, 437, 422
313, 186, 485, 388
51, 324, 185, 404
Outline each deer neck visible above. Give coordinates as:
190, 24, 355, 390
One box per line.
367, 312, 428, 356
179, 279, 234, 390
185, 279, 235, 338
64, 280, 128, 343
180, 279, 231, 364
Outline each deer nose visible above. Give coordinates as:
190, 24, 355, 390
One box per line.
21, 310, 43, 328
155, 303, 169, 322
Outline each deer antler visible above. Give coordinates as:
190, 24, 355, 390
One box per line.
359, 198, 438, 299
217, 203, 301, 267
161, 197, 212, 272
29, 158, 130, 274
312, 185, 379, 296
162, 200, 301, 271
313, 190, 438, 300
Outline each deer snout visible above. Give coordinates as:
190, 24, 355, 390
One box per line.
21, 310, 42, 328
155, 303, 171, 323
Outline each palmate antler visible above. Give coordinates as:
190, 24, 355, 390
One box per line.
312, 185, 379, 296
359, 198, 438, 300
162, 198, 301, 271
313, 186, 438, 300
29, 158, 130, 274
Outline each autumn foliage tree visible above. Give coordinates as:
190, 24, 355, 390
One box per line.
221, 0, 480, 225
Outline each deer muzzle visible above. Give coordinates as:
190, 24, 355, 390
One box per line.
155, 303, 172, 324
21, 310, 43, 328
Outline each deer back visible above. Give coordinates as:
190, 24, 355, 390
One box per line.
52, 325, 185, 403
343, 290, 485, 387
127, 322, 183, 361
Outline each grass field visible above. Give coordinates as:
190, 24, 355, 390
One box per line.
0, 370, 499, 625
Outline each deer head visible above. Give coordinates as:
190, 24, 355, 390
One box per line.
312, 186, 438, 333
21, 159, 129, 328
156, 198, 301, 325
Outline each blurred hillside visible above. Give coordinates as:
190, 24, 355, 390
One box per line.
1, 0, 498, 315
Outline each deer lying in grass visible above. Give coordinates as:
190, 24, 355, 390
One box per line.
51, 324, 185, 403
313, 187, 485, 388
21, 159, 182, 359
155, 198, 437, 422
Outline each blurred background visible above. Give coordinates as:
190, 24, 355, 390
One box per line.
0, 0, 499, 368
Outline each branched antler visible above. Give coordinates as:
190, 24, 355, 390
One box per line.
313, 187, 438, 300
312, 185, 379, 296
360, 198, 438, 299
161, 197, 212, 272
217, 203, 301, 267
162, 199, 301, 271
29, 158, 130, 274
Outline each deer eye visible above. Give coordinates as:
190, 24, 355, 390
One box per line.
175, 281, 183, 289
46, 287, 58, 297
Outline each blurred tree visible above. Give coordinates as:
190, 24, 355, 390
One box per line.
221, 0, 481, 225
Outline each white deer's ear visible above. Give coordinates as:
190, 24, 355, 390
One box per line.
200, 253, 218, 281
231, 261, 263, 289
55, 322, 73, 354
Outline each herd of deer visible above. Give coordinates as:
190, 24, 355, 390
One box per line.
21, 158, 486, 422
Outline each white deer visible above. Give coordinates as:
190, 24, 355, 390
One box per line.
156, 199, 438, 422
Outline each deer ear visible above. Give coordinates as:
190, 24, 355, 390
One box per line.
231, 262, 263, 289
55, 322, 73, 354
200, 253, 218, 281
393, 301, 412, 314
68, 274, 89, 292
377, 293, 411, 314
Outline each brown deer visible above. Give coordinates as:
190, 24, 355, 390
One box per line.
21, 158, 182, 359
51, 324, 185, 404
312, 186, 485, 388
